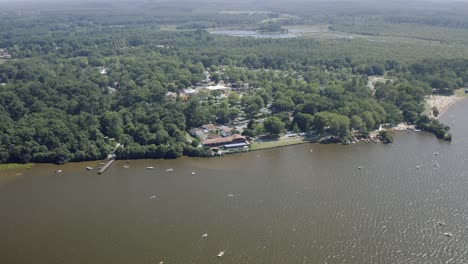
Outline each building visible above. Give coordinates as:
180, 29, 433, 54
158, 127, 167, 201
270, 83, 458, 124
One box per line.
166, 92, 178, 100
183, 88, 197, 95
201, 123, 217, 132
202, 134, 249, 148
189, 128, 207, 140
218, 125, 234, 137
98, 66, 108, 75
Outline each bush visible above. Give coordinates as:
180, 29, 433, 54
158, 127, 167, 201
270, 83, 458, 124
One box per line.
378, 130, 393, 144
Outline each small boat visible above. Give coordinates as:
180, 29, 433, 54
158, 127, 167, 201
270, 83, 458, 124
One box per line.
191, 171, 195, 175
434, 152, 439, 156
414, 129, 421, 132
123, 165, 130, 168
147, 166, 155, 170
55, 170, 62, 173
99, 162, 107, 165
358, 166, 362, 170
217, 251, 225, 257
166, 168, 174, 172
228, 194, 235, 197
201, 233, 208, 238
444, 232, 453, 237
86, 167, 93, 170
150, 195, 157, 199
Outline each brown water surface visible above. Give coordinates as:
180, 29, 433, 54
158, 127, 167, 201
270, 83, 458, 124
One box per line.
1, 100, 468, 264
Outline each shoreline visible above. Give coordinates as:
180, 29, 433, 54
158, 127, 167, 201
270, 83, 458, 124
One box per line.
425, 94, 466, 119
2, 96, 465, 169
250, 136, 315, 151
0, 163, 33, 171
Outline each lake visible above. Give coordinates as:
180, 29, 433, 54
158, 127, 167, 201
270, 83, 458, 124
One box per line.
1, 99, 468, 264
209, 28, 320, 38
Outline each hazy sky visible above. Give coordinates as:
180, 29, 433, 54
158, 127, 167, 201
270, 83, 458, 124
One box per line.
1, 0, 468, 8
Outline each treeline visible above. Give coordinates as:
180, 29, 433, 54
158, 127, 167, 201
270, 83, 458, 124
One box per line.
0, 54, 210, 163
1, 2, 467, 163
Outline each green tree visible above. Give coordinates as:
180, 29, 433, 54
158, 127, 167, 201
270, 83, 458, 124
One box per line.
263, 116, 285, 137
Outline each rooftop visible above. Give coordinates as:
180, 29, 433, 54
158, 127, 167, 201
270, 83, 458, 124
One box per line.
202, 134, 247, 145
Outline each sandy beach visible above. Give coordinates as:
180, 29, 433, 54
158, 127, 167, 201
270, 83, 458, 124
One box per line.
425, 95, 464, 119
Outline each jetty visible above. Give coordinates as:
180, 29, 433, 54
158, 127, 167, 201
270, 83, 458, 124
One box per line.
98, 157, 115, 174
98, 143, 121, 174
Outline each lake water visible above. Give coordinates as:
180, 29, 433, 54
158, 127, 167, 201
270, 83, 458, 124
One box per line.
1, 99, 468, 264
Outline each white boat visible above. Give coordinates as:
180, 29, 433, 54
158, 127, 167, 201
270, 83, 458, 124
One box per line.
191, 171, 195, 175
444, 232, 453, 237
86, 167, 93, 170
166, 168, 174, 172
147, 166, 154, 170
217, 251, 225, 257
123, 165, 130, 168
55, 170, 62, 173
150, 196, 157, 199
228, 194, 235, 197
201, 233, 208, 238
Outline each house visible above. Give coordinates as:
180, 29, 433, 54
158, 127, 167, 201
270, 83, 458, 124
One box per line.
202, 134, 249, 148
166, 92, 178, 100
189, 128, 206, 140
98, 66, 108, 75
218, 125, 233, 137
183, 88, 197, 95
201, 123, 217, 132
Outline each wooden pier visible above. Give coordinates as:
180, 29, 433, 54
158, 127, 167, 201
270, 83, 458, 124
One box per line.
97, 158, 116, 174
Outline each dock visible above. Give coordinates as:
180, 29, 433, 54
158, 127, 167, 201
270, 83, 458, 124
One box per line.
98, 158, 116, 174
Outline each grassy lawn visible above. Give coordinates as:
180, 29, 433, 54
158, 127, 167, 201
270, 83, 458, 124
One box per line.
0, 163, 33, 171
250, 137, 312, 151
454, 88, 468, 97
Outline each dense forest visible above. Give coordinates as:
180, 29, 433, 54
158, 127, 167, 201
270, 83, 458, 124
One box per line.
1, 0, 468, 164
